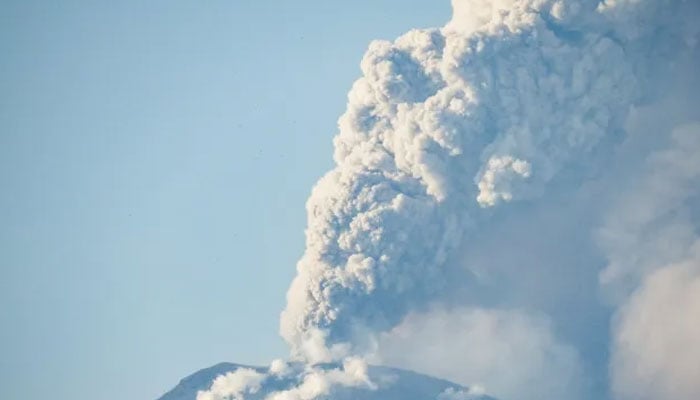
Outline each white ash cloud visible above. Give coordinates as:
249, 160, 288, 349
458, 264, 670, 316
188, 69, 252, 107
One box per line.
196, 368, 266, 400
196, 358, 374, 400
280, 0, 697, 362
373, 307, 585, 400
196, 1, 700, 399
601, 122, 700, 400
611, 250, 700, 400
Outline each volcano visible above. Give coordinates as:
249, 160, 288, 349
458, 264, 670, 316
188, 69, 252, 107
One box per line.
158, 362, 494, 400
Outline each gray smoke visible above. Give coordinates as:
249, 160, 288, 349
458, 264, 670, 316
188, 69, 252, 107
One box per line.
279, 0, 697, 361
197, 1, 700, 399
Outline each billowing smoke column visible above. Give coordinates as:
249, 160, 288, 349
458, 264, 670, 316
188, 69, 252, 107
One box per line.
280, 0, 698, 360
196, 1, 700, 399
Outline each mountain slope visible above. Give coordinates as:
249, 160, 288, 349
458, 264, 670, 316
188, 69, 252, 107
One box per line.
158, 362, 493, 400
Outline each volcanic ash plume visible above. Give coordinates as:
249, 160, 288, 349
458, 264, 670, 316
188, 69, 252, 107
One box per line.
196, 0, 700, 399
279, 0, 698, 360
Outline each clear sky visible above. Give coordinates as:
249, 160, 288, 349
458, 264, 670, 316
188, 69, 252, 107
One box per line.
0, 1, 451, 399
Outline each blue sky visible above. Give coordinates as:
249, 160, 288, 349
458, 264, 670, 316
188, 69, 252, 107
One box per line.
0, 1, 450, 400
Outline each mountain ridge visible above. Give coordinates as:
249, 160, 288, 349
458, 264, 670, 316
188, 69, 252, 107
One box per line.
158, 362, 494, 400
